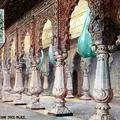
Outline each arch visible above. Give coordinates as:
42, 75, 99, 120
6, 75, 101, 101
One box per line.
72, 51, 82, 96
64, 0, 79, 39
41, 19, 53, 48
68, 0, 88, 39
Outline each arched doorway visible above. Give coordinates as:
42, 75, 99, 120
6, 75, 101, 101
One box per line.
68, 0, 89, 96
72, 70, 78, 96
72, 52, 81, 96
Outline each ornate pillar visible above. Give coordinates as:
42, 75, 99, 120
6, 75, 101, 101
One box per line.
65, 60, 74, 98
80, 58, 91, 100
27, 50, 45, 110
2, 65, 12, 102
88, 0, 115, 119
89, 45, 115, 120
13, 62, 26, 105
49, 51, 73, 116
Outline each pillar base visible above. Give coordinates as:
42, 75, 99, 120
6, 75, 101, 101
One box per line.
42, 89, 50, 96
24, 88, 29, 95
89, 103, 115, 120
48, 106, 73, 117
13, 93, 27, 105
89, 114, 115, 120
13, 99, 27, 105
48, 98, 73, 117
80, 92, 91, 100
2, 92, 13, 102
26, 102, 45, 110
26, 95, 45, 110
66, 90, 74, 98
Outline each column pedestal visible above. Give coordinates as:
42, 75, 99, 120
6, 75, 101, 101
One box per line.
13, 64, 26, 105
48, 53, 73, 116
27, 95, 45, 110
90, 102, 114, 120
49, 98, 73, 117
13, 93, 26, 105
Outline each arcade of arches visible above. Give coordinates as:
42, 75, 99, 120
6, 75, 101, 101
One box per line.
0, 0, 120, 119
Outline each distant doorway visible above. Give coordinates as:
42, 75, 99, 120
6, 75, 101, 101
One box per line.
72, 70, 78, 96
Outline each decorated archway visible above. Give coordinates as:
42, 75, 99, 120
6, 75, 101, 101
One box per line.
41, 19, 54, 95
70, 0, 88, 39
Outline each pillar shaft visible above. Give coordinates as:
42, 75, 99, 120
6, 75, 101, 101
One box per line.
88, 0, 116, 119
42, 75, 49, 96
27, 61, 45, 110
65, 63, 74, 98
80, 58, 91, 100
89, 45, 115, 120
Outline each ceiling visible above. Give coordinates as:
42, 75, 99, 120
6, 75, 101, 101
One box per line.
0, 0, 43, 28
